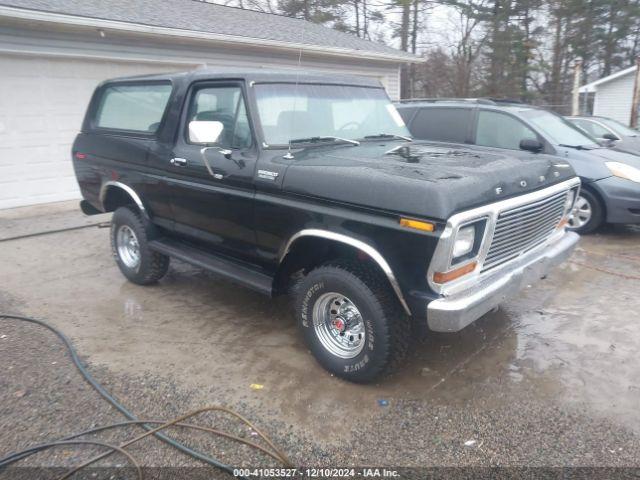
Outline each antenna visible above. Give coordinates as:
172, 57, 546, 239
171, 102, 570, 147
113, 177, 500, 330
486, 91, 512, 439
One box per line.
283, 21, 306, 160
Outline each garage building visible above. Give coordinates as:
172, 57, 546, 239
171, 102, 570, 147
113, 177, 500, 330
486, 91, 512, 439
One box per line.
0, 0, 418, 209
579, 65, 639, 127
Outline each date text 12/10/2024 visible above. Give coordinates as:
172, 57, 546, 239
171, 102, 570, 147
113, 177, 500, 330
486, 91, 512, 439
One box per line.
233, 468, 400, 477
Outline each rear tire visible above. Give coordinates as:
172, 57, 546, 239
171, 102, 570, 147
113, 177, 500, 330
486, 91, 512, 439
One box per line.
567, 189, 604, 234
110, 206, 169, 285
295, 260, 411, 383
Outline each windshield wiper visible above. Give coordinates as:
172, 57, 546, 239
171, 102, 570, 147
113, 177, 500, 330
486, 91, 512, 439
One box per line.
559, 143, 589, 150
289, 136, 360, 146
364, 133, 413, 141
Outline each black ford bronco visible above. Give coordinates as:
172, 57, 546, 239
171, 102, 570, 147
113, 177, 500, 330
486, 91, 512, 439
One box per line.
73, 68, 580, 382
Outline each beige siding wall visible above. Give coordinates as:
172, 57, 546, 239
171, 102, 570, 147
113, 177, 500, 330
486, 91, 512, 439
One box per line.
593, 72, 635, 126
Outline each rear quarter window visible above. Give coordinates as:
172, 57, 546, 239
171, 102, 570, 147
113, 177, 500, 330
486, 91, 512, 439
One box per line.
409, 107, 472, 143
94, 82, 172, 133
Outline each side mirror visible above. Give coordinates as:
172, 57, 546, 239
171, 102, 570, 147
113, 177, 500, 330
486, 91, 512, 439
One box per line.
602, 133, 620, 141
519, 138, 544, 153
188, 120, 223, 144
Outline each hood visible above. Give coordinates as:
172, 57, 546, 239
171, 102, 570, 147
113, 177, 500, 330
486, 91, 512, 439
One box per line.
281, 141, 576, 220
557, 145, 640, 182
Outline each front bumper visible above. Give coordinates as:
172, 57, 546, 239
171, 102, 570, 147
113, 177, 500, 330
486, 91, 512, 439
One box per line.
426, 231, 579, 332
592, 176, 640, 224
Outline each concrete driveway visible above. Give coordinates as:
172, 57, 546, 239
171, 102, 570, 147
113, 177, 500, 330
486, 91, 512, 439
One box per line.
1, 201, 640, 472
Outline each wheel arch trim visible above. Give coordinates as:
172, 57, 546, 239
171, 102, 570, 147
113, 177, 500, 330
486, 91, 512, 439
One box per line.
280, 228, 412, 316
580, 180, 607, 220
99, 181, 150, 220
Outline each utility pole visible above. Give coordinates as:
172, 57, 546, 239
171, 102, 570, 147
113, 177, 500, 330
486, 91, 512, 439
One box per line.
572, 59, 582, 115
630, 56, 640, 128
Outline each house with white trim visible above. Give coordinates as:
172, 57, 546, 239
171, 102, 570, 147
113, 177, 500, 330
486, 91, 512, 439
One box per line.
0, 0, 419, 209
579, 65, 639, 127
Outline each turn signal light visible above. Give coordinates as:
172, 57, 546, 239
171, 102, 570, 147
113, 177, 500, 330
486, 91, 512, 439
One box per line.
557, 218, 568, 229
433, 262, 477, 284
400, 218, 435, 232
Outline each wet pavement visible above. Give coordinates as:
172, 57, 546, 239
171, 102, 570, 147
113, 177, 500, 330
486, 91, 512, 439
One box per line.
1, 203, 639, 470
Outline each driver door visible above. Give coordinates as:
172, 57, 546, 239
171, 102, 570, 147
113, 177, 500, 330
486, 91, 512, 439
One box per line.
166, 81, 258, 259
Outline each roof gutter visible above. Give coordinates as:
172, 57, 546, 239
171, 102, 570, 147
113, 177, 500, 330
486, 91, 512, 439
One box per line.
0, 5, 424, 63
579, 65, 637, 93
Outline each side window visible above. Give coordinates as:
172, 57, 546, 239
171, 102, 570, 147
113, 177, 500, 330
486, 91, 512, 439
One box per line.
95, 83, 172, 133
410, 107, 472, 143
188, 86, 252, 149
573, 119, 610, 138
475, 110, 538, 150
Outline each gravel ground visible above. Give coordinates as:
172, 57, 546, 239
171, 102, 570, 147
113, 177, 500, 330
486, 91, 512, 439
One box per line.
0, 318, 302, 479
2, 317, 640, 479
1, 207, 640, 479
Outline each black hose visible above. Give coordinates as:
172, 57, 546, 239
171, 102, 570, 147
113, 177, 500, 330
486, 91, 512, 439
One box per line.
0, 223, 104, 243
0, 419, 288, 467
0, 314, 239, 477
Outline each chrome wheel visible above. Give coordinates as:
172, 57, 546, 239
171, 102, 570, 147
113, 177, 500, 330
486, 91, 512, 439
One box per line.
116, 225, 141, 270
568, 194, 592, 229
312, 293, 366, 359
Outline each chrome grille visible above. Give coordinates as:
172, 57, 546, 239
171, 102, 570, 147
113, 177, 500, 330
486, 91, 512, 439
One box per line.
482, 190, 568, 272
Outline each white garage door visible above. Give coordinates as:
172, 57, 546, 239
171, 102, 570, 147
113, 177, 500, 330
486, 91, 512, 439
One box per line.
0, 54, 192, 209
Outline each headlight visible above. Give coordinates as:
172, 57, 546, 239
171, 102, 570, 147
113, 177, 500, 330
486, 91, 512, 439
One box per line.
605, 162, 640, 183
452, 225, 476, 259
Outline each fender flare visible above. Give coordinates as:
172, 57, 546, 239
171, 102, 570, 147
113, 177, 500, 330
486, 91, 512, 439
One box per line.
99, 181, 150, 221
280, 229, 411, 316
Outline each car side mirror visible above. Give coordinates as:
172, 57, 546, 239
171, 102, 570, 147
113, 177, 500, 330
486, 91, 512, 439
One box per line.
519, 138, 544, 153
602, 133, 620, 141
188, 120, 223, 145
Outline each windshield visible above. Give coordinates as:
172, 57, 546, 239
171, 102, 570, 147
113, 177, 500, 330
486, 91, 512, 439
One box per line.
598, 117, 639, 137
521, 109, 599, 147
254, 83, 410, 145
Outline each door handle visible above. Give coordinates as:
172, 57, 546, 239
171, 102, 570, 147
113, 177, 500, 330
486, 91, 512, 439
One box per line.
170, 157, 187, 167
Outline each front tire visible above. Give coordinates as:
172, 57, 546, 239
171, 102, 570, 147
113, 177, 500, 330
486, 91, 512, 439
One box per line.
567, 189, 604, 234
110, 206, 169, 285
295, 260, 411, 383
